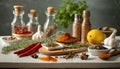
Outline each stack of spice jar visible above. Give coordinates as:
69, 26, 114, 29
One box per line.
11, 5, 57, 40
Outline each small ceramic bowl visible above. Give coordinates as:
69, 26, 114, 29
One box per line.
88, 46, 109, 56
12, 33, 33, 39
1, 36, 19, 43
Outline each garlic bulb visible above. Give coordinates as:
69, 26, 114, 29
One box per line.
104, 29, 119, 48
32, 25, 44, 40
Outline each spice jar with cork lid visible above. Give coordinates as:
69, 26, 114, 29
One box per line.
81, 10, 91, 43
43, 6, 57, 37
27, 9, 39, 34
11, 5, 32, 39
11, 5, 27, 35
72, 14, 82, 41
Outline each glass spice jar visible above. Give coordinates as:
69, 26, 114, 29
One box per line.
27, 9, 39, 34
11, 5, 28, 35
43, 6, 57, 37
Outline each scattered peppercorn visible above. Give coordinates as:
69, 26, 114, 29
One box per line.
80, 53, 89, 60
31, 54, 38, 59
62, 52, 78, 59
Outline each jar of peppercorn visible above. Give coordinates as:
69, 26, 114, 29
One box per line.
11, 5, 32, 39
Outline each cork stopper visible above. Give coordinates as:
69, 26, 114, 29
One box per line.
30, 9, 38, 17
83, 10, 90, 18
14, 5, 23, 14
47, 6, 55, 14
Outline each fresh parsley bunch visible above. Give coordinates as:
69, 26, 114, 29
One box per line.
55, 0, 88, 28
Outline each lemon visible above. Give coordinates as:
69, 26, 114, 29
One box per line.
87, 29, 105, 44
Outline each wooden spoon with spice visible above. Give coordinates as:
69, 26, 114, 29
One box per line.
98, 50, 120, 60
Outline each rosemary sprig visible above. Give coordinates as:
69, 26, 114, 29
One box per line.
2, 39, 39, 54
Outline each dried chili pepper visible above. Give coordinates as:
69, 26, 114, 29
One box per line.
14, 43, 37, 55
19, 43, 42, 57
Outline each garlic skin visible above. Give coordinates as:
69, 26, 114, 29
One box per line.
104, 29, 119, 48
32, 25, 45, 40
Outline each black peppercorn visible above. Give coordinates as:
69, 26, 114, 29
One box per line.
31, 54, 38, 59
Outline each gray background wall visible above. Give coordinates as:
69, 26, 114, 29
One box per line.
0, 0, 120, 35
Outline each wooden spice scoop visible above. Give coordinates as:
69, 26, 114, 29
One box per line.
98, 50, 120, 60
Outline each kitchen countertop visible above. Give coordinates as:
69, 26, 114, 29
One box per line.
0, 36, 120, 68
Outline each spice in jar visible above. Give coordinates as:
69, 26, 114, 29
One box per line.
43, 6, 57, 37
27, 9, 39, 34
11, 5, 29, 35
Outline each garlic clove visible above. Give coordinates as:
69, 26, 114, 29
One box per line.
32, 25, 45, 40
103, 29, 118, 49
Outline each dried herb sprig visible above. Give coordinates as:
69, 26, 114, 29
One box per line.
2, 31, 64, 54
2, 39, 39, 54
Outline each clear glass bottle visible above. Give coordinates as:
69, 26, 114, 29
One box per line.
43, 6, 57, 37
27, 9, 39, 34
11, 5, 27, 35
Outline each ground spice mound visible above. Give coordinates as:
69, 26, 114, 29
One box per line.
39, 56, 57, 62
56, 33, 77, 43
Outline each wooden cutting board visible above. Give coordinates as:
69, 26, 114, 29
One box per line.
39, 47, 87, 56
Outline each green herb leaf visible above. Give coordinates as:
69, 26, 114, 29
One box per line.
55, 0, 88, 28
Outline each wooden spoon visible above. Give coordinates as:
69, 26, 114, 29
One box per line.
98, 50, 120, 60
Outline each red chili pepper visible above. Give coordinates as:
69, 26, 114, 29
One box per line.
19, 43, 42, 57
14, 43, 37, 55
